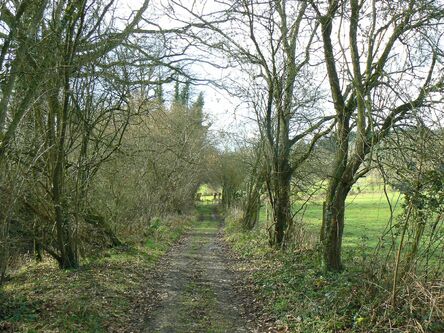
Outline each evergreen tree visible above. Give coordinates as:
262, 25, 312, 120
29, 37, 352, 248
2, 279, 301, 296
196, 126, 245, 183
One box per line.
155, 81, 164, 104
173, 81, 180, 103
192, 92, 205, 125
179, 81, 190, 106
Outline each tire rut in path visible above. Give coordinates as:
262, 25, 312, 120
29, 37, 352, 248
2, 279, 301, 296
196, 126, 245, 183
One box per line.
144, 209, 250, 333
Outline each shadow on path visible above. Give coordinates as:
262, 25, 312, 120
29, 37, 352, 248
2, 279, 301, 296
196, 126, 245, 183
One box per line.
144, 206, 250, 333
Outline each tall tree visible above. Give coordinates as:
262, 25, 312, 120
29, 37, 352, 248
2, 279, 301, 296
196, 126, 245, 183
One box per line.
174, 81, 181, 103
312, 0, 444, 271
191, 92, 204, 125
0, 0, 157, 271
170, 0, 333, 247
180, 80, 191, 106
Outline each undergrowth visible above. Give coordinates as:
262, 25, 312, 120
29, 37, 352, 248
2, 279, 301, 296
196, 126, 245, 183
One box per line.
0, 214, 194, 332
224, 208, 444, 333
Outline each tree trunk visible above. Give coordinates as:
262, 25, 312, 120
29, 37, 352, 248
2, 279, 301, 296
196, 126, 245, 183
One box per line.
34, 240, 43, 262
271, 161, 292, 248
322, 189, 347, 271
321, 111, 351, 271
0, 217, 9, 284
0, 189, 11, 284
52, 142, 78, 269
222, 181, 235, 208
33, 218, 43, 262
53, 184, 78, 269
49, 88, 79, 269
242, 158, 264, 230
242, 190, 260, 230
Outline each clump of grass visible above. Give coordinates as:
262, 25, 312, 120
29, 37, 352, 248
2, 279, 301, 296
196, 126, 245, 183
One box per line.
224, 207, 271, 257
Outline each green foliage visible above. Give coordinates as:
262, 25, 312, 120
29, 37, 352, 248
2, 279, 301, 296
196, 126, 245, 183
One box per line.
193, 92, 205, 110
155, 81, 165, 104
179, 81, 191, 106
174, 81, 181, 102
224, 208, 270, 257
191, 92, 205, 125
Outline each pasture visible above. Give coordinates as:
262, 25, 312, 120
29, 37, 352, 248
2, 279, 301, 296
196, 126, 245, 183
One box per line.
298, 191, 403, 250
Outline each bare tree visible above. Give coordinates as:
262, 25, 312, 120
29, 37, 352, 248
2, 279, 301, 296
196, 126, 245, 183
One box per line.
92, 85, 210, 239
0, 0, 182, 272
311, 0, 444, 271
168, 0, 333, 247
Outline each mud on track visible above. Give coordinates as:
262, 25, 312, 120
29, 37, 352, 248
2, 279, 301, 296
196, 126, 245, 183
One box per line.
142, 206, 255, 333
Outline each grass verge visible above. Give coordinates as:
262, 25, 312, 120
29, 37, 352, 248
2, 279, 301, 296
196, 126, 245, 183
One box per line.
0, 214, 194, 332
224, 206, 444, 333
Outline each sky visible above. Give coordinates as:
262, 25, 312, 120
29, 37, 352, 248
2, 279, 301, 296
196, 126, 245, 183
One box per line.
116, 0, 444, 136
117, 0, 254, 135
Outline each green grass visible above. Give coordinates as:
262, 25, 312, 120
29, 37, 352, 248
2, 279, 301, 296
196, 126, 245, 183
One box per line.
0, 214, 194, 332
224, 191, 444, 332
256, 190, 404, 255
197, 184, 221, 202
298, 191, 403, 250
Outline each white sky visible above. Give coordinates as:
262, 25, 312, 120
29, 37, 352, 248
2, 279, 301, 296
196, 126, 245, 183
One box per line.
118, 0, 254, 135
117, 0, 444, 136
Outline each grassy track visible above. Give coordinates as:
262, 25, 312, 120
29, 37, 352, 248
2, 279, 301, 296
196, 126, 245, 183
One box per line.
0, 215, 193, 332
145, 204, 250, 332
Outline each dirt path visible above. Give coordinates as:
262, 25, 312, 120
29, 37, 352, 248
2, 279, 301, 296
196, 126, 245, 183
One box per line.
142, 206, 254, 333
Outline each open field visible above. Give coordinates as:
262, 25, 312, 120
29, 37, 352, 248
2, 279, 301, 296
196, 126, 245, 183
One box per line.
257, 190, 404, 252
298, 191, 403, 250
224, 191, 444, 332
